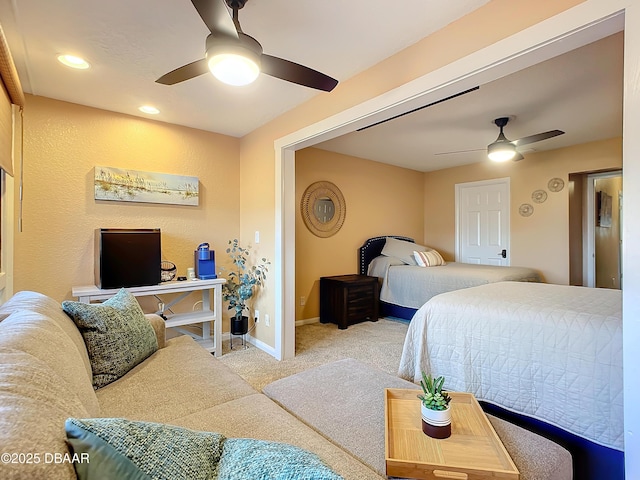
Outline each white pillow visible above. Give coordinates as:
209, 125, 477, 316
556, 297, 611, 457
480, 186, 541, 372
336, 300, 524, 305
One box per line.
381, 237, 428, 265
413, 250, 446, 267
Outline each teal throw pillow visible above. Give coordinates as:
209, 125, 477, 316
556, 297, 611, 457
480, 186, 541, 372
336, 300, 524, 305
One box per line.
65, 418, 225, 480
62, 288, 158, 389
218, 438, 344, 480
65, 418, 344, 480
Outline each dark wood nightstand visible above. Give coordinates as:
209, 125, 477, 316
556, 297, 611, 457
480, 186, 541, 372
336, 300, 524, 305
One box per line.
319, 274, 380, 329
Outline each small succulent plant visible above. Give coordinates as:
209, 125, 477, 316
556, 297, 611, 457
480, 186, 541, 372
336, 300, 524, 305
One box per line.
418, 371, 451, 411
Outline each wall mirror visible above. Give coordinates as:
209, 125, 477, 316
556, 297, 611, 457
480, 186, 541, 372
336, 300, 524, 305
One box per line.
300, 181, 346, 237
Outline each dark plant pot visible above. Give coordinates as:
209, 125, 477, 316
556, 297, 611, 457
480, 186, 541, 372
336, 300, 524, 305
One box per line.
231, 315, 249, 335
421, 419, 451, 439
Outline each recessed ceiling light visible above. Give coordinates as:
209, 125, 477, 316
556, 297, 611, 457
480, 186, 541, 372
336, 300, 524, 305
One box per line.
139, 106, 160, 115
57, 54, 90, 70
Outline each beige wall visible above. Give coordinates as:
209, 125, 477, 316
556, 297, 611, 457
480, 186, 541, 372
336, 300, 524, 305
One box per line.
295, 148, 424, 321
239, 0, 584, 347
293, 139, 621, 321
16, 95, 241, 314
423, 138, 622, 284
12, 0, 586, 349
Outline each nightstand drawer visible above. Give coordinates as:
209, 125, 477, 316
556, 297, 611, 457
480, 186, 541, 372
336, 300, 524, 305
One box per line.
346, 283, 375, 298
319, 274, 380, 329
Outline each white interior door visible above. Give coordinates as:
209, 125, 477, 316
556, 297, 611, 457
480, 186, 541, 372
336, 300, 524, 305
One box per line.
456, 178, 510, 265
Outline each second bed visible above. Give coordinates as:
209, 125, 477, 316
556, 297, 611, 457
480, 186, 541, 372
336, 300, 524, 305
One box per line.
359, 235, 542, 319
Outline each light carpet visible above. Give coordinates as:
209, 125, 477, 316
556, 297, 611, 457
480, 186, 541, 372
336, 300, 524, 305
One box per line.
218, 319, 409, 392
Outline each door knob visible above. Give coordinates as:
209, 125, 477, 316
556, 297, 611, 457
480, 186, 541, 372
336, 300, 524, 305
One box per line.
499, 249, 507, 258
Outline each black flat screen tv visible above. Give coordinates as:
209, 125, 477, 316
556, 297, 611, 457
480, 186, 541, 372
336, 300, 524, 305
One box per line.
95, 228, 161, 289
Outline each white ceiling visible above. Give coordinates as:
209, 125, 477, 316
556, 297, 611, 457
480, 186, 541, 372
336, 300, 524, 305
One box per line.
0, 0, 490, 138
315, 31, 624, 172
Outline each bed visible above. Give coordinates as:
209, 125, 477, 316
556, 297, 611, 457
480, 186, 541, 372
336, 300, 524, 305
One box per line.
359, 236, 542, 319
398, 281, 624, 480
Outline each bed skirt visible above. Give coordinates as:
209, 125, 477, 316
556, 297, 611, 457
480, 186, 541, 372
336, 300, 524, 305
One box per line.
481, 401, 624, 480
380, 301, 416, 321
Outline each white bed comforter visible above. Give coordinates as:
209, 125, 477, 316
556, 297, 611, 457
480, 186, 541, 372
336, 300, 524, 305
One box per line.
398, 281, 623, 450
368, 256, 541, 309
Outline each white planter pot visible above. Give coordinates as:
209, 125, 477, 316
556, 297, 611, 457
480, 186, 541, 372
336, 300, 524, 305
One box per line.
421, 403, 452, 426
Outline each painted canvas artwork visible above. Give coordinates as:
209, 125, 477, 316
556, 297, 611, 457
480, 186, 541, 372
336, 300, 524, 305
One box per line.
94, 166, 199, 206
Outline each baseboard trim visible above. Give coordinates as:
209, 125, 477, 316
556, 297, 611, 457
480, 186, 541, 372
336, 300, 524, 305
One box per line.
295, 317, 320, 327
223, 319, 319, 359
245, 333, 277, 357
221, 329, 277, 358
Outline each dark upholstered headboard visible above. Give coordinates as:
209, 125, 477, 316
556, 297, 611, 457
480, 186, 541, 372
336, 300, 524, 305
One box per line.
358, 236, 414, 275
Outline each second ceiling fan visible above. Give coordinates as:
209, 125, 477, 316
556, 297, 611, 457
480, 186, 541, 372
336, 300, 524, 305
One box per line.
156, 0, 339, 92
486, 117, 564, 162
436, 116, 564, 161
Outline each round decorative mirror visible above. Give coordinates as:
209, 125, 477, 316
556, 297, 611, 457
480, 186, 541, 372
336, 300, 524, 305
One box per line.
300, 181, 346, 237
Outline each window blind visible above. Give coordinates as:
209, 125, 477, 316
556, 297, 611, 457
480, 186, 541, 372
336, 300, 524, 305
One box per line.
0, 24, 25, 177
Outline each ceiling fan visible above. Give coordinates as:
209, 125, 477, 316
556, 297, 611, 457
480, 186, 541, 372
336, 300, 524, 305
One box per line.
156, 0, 339, 92
487, 117, 564, 161
437, 117, 565, 161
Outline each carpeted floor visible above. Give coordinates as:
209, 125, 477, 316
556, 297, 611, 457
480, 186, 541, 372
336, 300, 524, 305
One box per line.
218, 318, 410, 391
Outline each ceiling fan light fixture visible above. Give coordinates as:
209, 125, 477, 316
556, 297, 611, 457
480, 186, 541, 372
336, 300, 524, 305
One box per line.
205, 33, 262, 87
487, 141, 517, 162
208, 53, 259, 86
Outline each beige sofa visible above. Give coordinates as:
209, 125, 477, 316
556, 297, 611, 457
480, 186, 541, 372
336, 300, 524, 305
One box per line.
0, 291, 382, 480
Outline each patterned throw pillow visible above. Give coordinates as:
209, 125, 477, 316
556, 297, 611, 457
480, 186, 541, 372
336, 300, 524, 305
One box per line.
62, 288, 158, 389
65, 418, 344, 480
413, 250, 446, 267
218, 438, 343, 480
65, 418, 225, 480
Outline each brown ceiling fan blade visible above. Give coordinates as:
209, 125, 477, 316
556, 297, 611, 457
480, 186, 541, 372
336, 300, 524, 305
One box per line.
156, 58, 209, 85
515, 130, 564, 147
261, 54, 338, 92
191, 0, 238, 39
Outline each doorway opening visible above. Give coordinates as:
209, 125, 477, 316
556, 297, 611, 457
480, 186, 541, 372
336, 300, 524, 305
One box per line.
568, 169, 622, 288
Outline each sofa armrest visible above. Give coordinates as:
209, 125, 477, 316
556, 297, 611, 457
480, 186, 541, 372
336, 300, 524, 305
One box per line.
145, 314, 166, 349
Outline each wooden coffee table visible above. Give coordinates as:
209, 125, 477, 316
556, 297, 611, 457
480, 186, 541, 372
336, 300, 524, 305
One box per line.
384, 389, 519, 479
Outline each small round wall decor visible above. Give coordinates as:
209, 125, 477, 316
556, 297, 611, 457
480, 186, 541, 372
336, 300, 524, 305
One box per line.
531, 189, 548, 204
548, 177, 565, 193
519, 203, 534, 217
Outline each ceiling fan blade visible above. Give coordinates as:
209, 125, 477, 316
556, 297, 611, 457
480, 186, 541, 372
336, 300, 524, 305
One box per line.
512, 151, 525, 161
515, 130, 564, 147
434, 148, 485, 156
261, 54, 338, 92
156, 58, 209, 85
191, 0, 238, 39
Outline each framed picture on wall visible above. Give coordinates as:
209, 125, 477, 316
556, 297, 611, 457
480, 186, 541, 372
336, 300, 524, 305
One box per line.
596, 190, 612, 228
94, 166, 199, 206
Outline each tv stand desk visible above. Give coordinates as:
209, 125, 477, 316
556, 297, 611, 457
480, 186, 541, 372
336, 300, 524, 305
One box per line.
72, 278, 225, 357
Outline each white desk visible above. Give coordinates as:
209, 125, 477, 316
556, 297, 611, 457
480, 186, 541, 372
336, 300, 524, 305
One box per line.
72, 278, 226, 357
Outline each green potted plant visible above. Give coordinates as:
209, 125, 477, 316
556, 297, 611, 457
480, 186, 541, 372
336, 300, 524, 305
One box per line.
417, 371, 452, 439
221, 239, 270, 336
